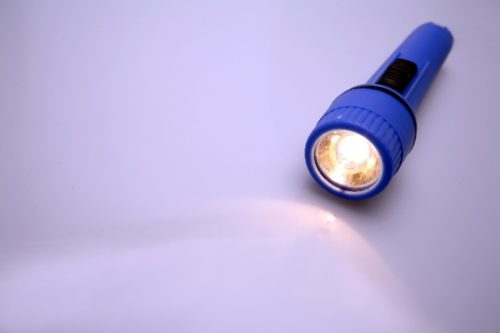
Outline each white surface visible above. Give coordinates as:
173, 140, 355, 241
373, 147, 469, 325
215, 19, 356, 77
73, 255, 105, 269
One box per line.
1, 0, 499, 332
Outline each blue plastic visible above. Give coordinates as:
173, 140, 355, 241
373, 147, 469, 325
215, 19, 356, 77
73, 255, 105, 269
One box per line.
305, 23, 453, 200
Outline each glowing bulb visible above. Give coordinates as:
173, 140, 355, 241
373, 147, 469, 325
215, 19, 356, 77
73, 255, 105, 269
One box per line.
335, 133, 371, 167
313, 130, 382, 192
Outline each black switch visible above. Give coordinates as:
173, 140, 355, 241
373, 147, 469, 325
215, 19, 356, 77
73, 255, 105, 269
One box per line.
377, 58, 418, 93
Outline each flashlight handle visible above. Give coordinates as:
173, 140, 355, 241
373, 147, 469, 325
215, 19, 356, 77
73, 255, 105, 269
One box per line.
367, 22, 453, 111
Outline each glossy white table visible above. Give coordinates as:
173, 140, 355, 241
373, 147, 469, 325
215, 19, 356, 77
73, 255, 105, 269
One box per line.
1, 1, 499, 332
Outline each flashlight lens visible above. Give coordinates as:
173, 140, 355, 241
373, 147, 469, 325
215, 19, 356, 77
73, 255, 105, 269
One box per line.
314, 130, 382, 192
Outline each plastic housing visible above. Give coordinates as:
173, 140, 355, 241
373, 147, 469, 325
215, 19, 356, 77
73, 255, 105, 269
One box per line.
305, 23, 453, 199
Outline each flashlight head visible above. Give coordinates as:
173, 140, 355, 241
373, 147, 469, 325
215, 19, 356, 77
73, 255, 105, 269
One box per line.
305, 86, 416, 200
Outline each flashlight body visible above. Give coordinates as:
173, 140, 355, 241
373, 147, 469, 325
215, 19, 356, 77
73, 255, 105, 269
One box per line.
367, 22, 453, 110
305, 23, 453, 199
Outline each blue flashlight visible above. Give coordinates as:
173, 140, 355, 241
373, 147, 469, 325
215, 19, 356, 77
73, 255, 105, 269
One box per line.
305, 23, 453, 200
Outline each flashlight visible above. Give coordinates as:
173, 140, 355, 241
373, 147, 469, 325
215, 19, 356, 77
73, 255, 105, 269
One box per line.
305, 23, 453, 200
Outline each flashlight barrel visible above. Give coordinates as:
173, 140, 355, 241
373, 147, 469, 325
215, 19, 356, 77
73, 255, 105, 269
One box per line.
367, 22, 453, 111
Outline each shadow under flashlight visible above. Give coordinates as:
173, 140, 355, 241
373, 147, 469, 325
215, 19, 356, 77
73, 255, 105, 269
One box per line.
305, 23, 453, 200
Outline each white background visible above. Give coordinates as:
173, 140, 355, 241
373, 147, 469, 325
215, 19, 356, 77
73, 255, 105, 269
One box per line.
1, 0, 499, 332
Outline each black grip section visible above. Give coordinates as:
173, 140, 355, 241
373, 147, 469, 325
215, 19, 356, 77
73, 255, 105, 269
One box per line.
377, 58, 417, 93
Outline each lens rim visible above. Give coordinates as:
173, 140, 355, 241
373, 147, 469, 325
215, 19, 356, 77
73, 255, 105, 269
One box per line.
306, 123, 395, 200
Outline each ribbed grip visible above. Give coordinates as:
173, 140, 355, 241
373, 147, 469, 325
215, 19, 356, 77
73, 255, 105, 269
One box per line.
319, 106, 403, 174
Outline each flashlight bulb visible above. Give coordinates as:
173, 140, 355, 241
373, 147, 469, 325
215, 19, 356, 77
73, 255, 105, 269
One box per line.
314, 130, 382, 192
336, 133, 371, 167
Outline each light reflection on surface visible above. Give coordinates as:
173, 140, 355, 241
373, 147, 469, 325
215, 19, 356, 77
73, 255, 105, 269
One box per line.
322, 211, 339, 231
0, 199, 433, 332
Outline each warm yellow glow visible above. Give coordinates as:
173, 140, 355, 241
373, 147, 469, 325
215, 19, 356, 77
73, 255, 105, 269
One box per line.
336, 134, 371, 166
314, 130, 382, 191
